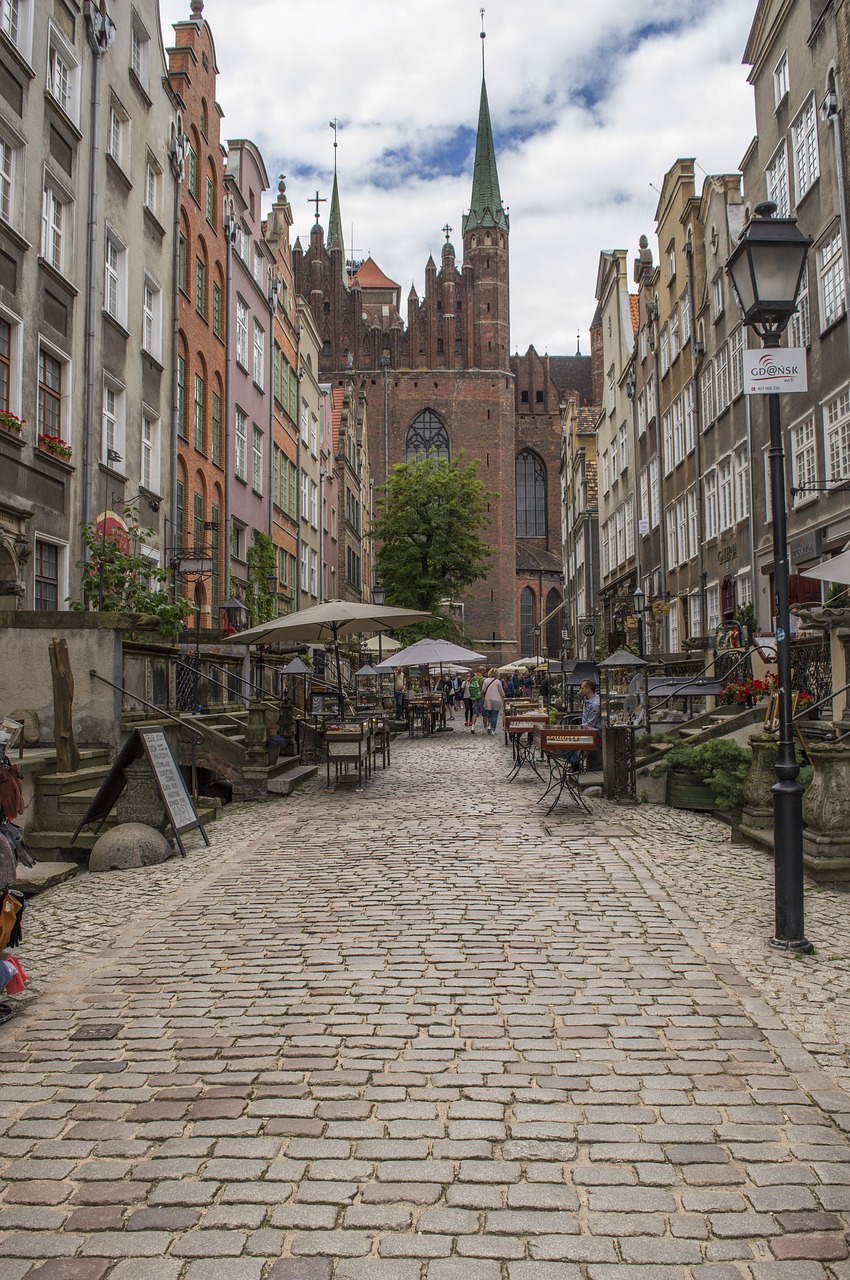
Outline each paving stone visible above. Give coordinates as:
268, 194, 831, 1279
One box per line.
20, 1264, 111, 1280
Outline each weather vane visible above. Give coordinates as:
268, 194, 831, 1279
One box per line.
329, 118, 338, 173
480, 8, 486, 71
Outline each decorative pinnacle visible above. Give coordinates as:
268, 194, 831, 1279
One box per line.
278, 174, 286, 196
190, 0, 204, 18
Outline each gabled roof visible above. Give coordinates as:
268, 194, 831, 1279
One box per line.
352, 257, 400, 290
463, 76, 509, 235
547, 355, 593, 407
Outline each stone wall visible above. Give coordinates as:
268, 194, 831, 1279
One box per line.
0, 612, 130, 751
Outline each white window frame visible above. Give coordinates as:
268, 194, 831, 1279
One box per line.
730, 327, 744, 399
1, 0, 34, 62
668, 599, 680, 652
300, 542, 309, 591
683, 381, 695, 454
706, 582, 720, 633
791, 93, 819, 205
715, 345, 730, 415
102, 378, 126, 463
310, 548, 318, 597
142, 273, 162, 360
662, 410, 673, 476
670, 305, 680, 361
705, 469, 718, 541
701, 360, 714, 428
665, 506, 678, 569
660, 324, 669, 376
236, 297, 249, 368
789, 263, 811, 349
766, 140, 790, 220
735, 446, 750, 522
130, 18, 150, 91
47, 21, 80, 125
107, 99, 130, 172
235, 407, 247, 481
824, 388, 850, 483
818, 228, 846, 332
252, 424, 263, 493
718, 455, 734, 532
41, 175, 70, 275
649, 458, 660, 529
680, 288, 691, 346
676, 496, 687, 566
774, 49, 789, 107
253, 320, 265, 388
103, 226, 128, 326
37, 340, 70, 443
686, 486, 698, 560
0, 127, 21, 229
141, 411, 160, 494
0, 305, 22, 421
639, 467, 650, 530
309, 479, 318, 528
791, 414, 817, 505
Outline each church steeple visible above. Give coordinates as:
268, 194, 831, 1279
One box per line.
327, 119, 347, 286
462, 38, 508, 235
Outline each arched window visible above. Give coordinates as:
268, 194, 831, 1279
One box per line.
546, 589, 562, 658
516, 449, 546, 537
406, 410, 449, 462
520, 587, 536, 657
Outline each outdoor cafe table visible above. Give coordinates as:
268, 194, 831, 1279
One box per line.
533, 725, 601, 815
324, 719, 373, 790
406, 694, 444, 737
504, 712, 549, 782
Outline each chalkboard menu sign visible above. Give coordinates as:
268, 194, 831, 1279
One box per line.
71, 726, 209, 857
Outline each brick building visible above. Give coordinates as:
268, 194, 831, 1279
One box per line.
293, 63, 595, 662
168, 5, 227, 624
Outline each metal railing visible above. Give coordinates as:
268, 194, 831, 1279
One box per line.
91, 670, 204, 741
648, 647, 753, 714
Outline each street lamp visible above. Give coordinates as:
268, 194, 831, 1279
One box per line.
726, 199, 813, 954
371, 582, 386, 666
632, 585, 646, 660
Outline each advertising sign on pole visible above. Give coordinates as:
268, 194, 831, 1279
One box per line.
744, 348, 807, 395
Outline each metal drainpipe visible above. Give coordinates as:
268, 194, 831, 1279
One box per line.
295, 339, 302, 609
223, 210, 234, 594
382, 354, 390, 484
81, 5, 109, 579
684, 239, 706, 634
626, 368, 641, 614
744, 377, 758, 618
267, 287, 275, 541
170, 148, 184, 584
650, 329, 668, 617
824, 89, 850, 376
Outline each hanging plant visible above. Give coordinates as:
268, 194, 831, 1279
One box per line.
0, 411, 24, 434
38, 433, 73, 460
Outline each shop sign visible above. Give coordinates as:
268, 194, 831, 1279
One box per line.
744, 348, 807, 394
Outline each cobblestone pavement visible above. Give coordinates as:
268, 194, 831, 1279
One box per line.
2, 727, 850, 1278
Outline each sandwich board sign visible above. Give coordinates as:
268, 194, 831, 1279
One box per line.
71, 726, 209, 857
744, 348, 807, 394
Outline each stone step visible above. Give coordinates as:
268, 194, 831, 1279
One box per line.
13, 861, 79, 895
25, 802, 221, 859
267, 765, 319, 796
35, 763, 115, 797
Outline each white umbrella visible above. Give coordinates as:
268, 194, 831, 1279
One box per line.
224, 600, 432, 715
798, 545, 850, 584
375, 638, 487, 669
363, 634, 401, 655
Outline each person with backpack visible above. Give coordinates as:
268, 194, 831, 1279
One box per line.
467, 671, 482, 732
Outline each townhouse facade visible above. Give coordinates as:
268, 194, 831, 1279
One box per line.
560, 398, 599, 660
265, 176, 299, 617
296, 299, 323, 609
742, 0, 850, 624
631, 235, 666, 654
0, 0, 177, 612
168, 7, 227, 625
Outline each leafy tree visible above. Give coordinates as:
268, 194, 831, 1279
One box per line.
370, 455, 495, 636
71, 509, 189, 636
245, 532, 278, 626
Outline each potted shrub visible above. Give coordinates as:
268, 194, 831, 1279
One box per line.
38, 433, 73, 460
653, 738, 753, 812
0, 410, 24, 435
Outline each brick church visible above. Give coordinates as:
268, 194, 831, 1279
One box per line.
294, 60, 595, 663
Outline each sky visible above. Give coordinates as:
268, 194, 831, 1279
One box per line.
158, 0, 758, 356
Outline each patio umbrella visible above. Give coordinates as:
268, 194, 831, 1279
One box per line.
798, 544, 850, 585
224, 600, 432, 716
375, 638, 487, 669
363, 634, 401, 655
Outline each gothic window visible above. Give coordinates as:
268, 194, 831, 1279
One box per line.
406, 409, 449, 461
535, 390, 544, 403
516, 449, 546, 537
520, 587, 536, 657
521, 389, 529, 403
545, 589, 562, 657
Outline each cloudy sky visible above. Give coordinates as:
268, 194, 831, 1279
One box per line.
158, 0, 757, 355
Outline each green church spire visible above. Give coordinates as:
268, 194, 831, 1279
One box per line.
463, 68, 509, 235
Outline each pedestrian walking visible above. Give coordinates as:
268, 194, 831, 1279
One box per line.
467, 671, 482, 732
393, 669, 406, 721
480, 668, 505, 735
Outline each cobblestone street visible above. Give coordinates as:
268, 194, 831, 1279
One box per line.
3, 726, 850, 1279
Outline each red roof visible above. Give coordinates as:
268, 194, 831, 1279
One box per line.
351, 256, 400, 290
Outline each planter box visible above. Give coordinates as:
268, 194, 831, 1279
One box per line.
667, 769, 716, 811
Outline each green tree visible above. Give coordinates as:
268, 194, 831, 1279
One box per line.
370, 455, 495, 636
245, 531, 278, 626
71, 509, 189, 636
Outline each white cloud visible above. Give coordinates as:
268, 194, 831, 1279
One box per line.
159, 0, 757, 355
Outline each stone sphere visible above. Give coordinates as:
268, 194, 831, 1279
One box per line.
90, 823, 173, 873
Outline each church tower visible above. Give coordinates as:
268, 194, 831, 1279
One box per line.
462, 56, 510, 371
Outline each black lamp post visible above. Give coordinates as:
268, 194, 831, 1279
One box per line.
632, 585, 646, 660
371, 582, 386, 665
726, 200, 813, 954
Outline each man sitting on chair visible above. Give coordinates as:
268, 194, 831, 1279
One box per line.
567, 679, 600, 769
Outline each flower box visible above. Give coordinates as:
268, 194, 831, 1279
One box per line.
37, 433, 73, 460
0, 411, 24, 434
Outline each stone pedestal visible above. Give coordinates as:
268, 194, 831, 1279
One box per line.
802, 742, 850, 880
115, 758, 166, 827
740, 733, 777, 836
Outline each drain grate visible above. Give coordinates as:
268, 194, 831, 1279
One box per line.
71, 1023, 122, 1041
